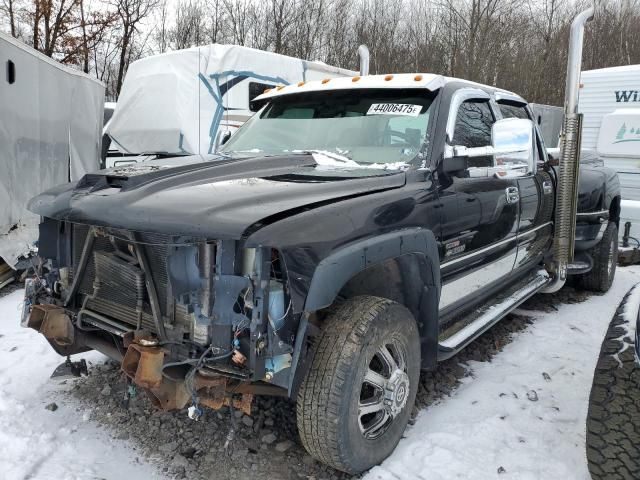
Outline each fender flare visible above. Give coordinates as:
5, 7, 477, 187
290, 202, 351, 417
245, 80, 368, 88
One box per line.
303, 227, 441, 369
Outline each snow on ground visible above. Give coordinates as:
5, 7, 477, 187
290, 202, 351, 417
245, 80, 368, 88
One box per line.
0, 288, 162, 480
1, 267, 640, 480
366, 266, 640, 480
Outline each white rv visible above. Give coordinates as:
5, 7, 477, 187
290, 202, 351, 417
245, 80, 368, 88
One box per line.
105, 44, 358, 162
0, 31, 104, 268
580, 64, 640, 243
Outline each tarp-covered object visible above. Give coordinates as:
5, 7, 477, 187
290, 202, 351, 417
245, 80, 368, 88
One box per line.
0, 32, 104, 267
106, 44, 355, 156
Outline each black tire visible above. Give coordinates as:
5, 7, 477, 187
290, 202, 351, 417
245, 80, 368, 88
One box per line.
296, 296, 420, 474
586, 285, 640, 479
578, 221, 618, 292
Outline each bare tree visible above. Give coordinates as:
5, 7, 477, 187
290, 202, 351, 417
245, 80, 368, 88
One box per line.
2, 0, 640, 105
171, 0, 206, 49
223, 0, 251, 45
1, 0, 19, 37
112, 0, 158, 95
155, 0, 169, 53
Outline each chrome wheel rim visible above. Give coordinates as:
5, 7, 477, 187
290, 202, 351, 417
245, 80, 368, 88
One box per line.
358, 341, 409, 440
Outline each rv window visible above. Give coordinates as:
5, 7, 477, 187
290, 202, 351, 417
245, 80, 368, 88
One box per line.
249, 82, 274, 111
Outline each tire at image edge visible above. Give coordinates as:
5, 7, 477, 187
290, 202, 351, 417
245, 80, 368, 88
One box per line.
586, 285, 640, 480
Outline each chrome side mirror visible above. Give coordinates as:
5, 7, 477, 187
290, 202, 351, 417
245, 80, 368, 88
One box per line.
444, 118, 535, 178
491, 118, 535, 172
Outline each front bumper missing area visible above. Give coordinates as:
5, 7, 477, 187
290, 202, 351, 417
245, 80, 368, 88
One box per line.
120, 341, 253, 415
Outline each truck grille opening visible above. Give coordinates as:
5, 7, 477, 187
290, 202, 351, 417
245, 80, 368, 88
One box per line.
70, 225, 195, 336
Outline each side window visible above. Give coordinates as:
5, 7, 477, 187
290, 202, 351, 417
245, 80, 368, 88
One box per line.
498, 102, 530, 120
499, 101, 545, 162
249, 82, 274, 112
452, 100, 495, 167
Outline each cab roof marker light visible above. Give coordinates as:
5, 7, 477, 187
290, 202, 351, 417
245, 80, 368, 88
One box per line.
352, 76, 361, 82
414, 75, 423, 81
321, 78, 331, 84
384, 75, 393, 81
276, 85, 285, 91
297, 81, 305, 87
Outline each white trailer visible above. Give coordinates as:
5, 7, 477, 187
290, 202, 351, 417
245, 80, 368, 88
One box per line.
0, 32, 104, 268
579, 64, 640, 243
105, 44, 358, 160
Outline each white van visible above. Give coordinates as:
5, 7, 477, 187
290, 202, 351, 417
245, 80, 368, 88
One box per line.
104, 44, 358, 164
580, 64, 640, 244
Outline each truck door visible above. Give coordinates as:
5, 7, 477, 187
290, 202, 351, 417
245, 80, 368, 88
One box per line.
496, 100, 554, 271
439, 94, 519, 316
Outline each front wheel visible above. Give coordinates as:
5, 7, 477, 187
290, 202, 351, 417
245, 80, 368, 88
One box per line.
296, 296, 420, 474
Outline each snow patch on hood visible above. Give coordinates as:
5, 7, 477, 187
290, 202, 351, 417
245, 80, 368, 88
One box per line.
306, 150, 359, 168
365, 161, 411, 171
303, 150, 410, 171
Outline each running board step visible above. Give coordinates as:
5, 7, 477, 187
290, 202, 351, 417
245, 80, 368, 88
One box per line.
437, 270, 550, 360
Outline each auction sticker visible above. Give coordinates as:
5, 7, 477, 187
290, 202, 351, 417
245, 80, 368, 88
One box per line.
367, 103, 422, 116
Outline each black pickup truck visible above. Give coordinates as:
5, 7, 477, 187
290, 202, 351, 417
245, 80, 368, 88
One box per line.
24, 73, 620, 474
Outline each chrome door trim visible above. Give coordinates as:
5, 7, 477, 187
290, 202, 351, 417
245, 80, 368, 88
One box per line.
518, 221, 553, 237
439, 249, 518, 311
576, 209, 609, 217
440, 221, 552, 268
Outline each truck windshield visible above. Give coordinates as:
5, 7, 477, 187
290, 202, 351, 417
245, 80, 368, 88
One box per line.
221, 89, 435, 166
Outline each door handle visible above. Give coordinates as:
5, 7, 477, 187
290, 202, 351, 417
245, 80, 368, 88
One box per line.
505, 186, 519, 204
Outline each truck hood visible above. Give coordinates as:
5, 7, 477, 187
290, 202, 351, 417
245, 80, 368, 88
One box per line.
28, 154, 406, 239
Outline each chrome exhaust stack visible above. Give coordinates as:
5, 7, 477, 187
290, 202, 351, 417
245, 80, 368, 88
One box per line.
544, 6, 594, 293
358, 45, 370, 76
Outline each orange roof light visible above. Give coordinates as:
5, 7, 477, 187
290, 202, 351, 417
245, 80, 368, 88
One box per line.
352, 76, 361, 82
321, 78, 331, 84
384, 74, 394, 81
414, 75, 423, 81
297, 81, 305, 87
276, 85, 285, 91
263, 88, 272, 94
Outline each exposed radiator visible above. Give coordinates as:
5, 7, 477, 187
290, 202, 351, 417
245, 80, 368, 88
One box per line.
70, 225, 194, 336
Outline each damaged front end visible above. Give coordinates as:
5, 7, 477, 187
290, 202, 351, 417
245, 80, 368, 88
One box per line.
24, 219, 299, 414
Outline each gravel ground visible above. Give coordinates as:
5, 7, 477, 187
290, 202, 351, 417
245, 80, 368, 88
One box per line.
40, 283, 590, 480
